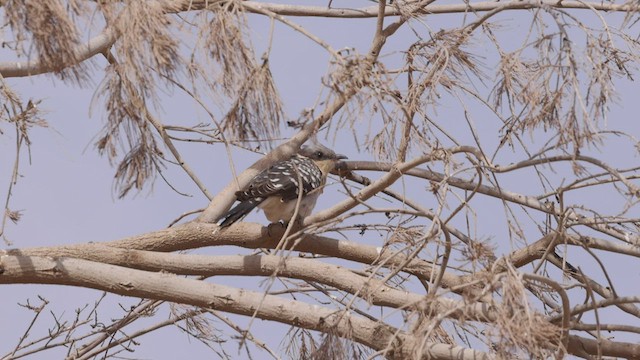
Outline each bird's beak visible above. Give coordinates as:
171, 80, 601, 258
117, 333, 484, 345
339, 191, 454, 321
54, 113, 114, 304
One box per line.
335, 154, 348, 160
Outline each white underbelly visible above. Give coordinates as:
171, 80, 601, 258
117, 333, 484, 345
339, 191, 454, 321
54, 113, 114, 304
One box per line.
258, 190, 322, 223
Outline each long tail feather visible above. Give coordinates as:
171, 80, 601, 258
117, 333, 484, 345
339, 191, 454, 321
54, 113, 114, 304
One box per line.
217, 199, 261, 227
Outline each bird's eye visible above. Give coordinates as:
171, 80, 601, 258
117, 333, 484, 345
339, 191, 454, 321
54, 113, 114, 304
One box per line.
315, 151, 323, 158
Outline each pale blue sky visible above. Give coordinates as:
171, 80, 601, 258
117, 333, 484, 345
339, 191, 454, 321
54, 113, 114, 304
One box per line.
1, 3, 638, 358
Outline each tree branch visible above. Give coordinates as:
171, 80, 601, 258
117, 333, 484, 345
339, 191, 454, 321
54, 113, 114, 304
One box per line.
5, 222, 479, 298
4, 249, 499, 322
231, 0, 640, 18
0, 28, 116, 78
0, 255, 492, 360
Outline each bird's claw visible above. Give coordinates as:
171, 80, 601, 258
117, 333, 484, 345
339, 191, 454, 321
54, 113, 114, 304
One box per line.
267, 221, 287, 237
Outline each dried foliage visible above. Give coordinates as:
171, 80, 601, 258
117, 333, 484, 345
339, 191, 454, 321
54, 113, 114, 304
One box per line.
3, 0, 89, 82
102, 0, 180, 87
221, 61, 283, 143
90, 0, 182, 196
2, 0, 640, 359
490, 11, 640, 150
285, 328, 370, 360
95, 64, 164, 197
197, 6, 282, 143
491, 269, 562, 358
90, 1, 283, 196
0, 82, 47, 244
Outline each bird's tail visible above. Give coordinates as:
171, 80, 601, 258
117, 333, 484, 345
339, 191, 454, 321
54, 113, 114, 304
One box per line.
217, 199, 261, 228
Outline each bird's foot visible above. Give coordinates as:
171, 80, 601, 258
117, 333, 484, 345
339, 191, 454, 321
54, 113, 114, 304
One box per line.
267, 221, 287, 238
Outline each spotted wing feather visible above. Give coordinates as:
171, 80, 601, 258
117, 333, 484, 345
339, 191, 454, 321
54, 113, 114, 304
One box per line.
236, 156, 323, 202
217, 155, 324, 227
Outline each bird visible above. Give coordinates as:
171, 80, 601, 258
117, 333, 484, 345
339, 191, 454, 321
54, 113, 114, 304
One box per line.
217, 143, 347, 228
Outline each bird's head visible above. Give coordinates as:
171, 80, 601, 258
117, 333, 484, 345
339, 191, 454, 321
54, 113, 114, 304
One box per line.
299, 143, 347, 174
299, 143, 347, 161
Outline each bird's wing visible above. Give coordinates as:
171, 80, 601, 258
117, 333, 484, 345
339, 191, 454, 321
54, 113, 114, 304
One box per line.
236, 157, 323, 202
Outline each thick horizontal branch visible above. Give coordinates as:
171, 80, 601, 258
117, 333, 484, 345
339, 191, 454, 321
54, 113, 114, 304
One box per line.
572, 235, 640, 258
2, 254, 637, 358
5, 247, 498, 322
233, 0, 639, 17
6, 222, 479, 298
0, 255, 491, 360
568, 334, 640, 359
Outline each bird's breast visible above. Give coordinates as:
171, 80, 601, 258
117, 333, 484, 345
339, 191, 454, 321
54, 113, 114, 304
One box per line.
258, 191, 322, 223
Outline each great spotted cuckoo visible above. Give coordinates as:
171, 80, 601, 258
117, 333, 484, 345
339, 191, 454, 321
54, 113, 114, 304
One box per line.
217, 143, 347, 227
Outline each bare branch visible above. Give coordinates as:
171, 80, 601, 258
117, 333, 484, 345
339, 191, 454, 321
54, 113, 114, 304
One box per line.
0, 255, 492, 360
